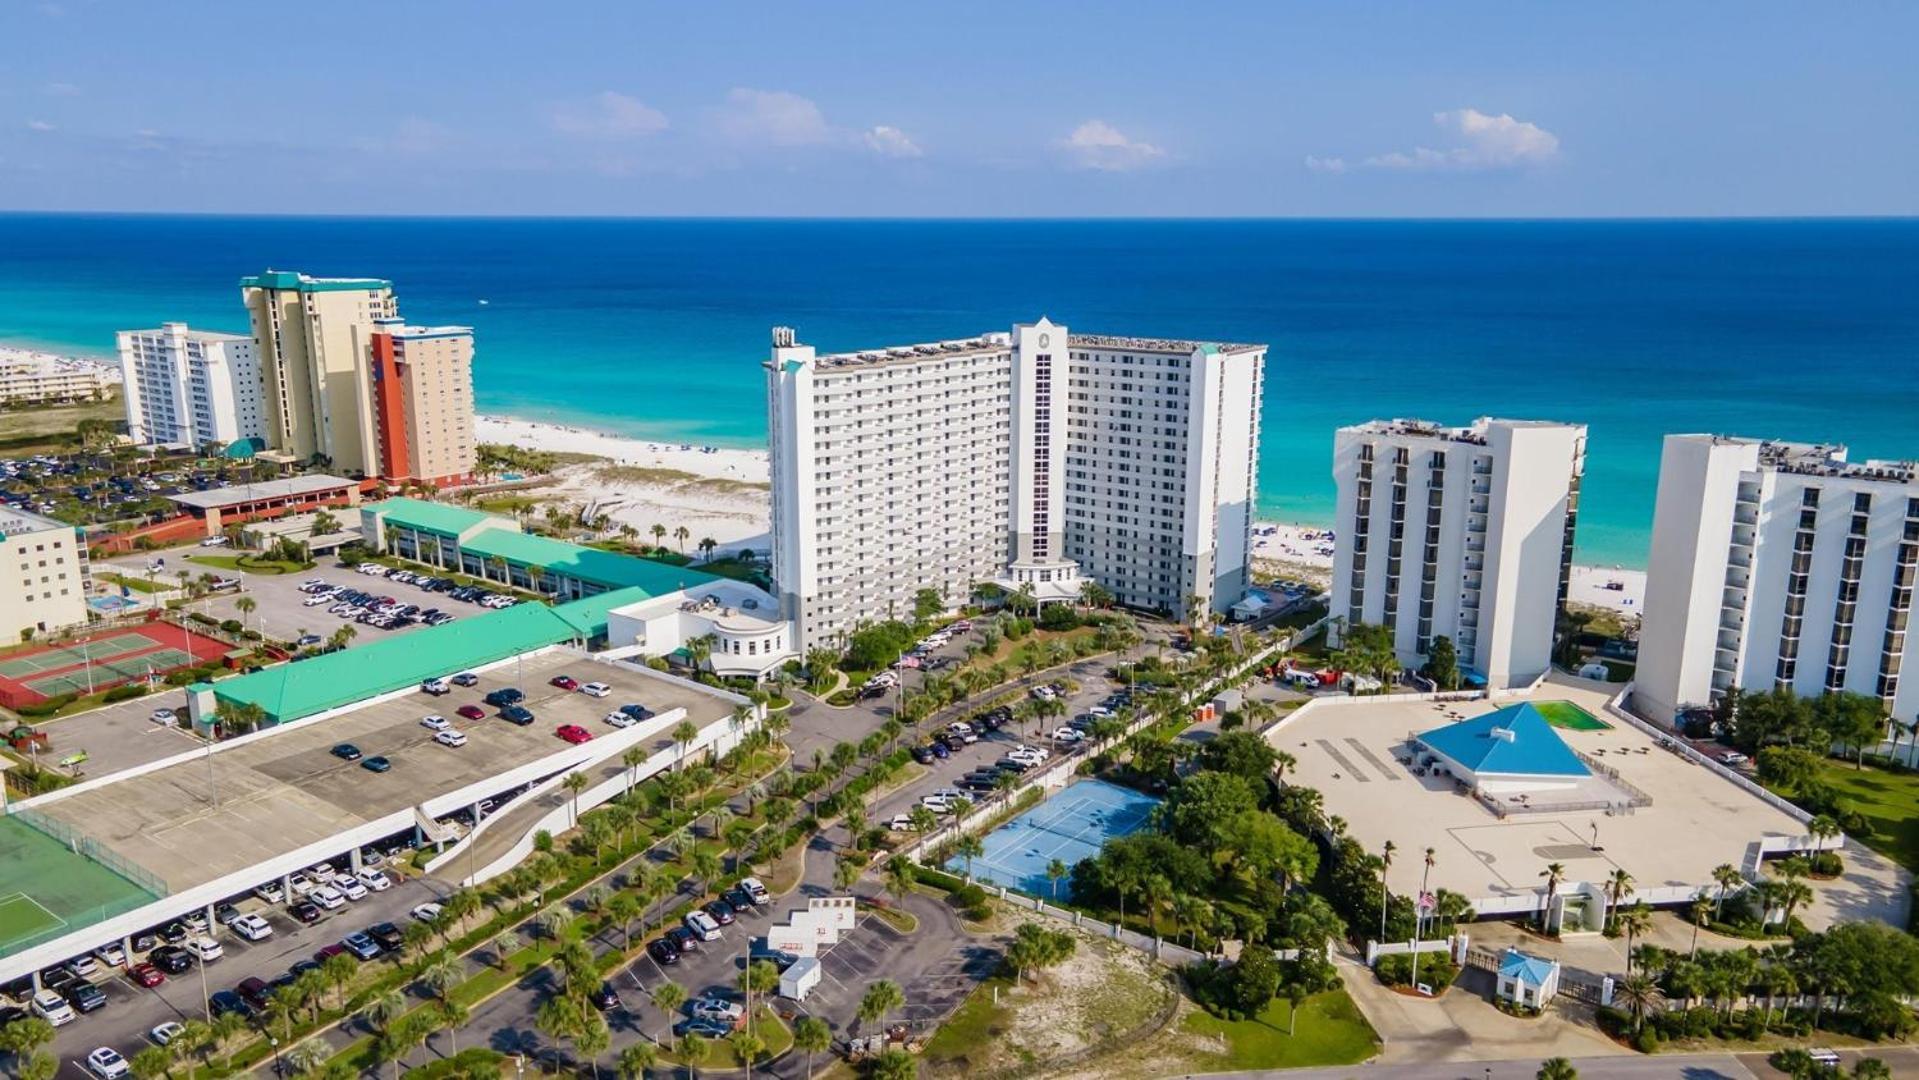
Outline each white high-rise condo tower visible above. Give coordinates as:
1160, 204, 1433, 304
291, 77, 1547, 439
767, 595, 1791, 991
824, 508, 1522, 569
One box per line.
1330, 418, 1585, 689
765, 319, 1265, 651
1635, 435, 1919, 728
116, 323, 265, 449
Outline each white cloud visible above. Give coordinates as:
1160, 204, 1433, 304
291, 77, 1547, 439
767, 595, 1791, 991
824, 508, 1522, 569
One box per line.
1359, 108, 1560, 171
551, 91, 669, 140
863, 125, 922, 159
1061, 120, 1164, 172
1304, 155, 1348, 174
26, 120, 56, 132
711, 88, 830, 147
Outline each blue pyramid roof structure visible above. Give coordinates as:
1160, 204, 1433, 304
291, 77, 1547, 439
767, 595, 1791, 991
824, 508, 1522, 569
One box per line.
1499, 948, 1558, 986
1416, 703, 1590, 778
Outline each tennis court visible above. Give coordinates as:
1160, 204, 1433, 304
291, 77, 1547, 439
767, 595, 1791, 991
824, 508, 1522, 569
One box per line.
946, 779, 1160, 898
0, 815, 162, 958
0, 623, 226, 707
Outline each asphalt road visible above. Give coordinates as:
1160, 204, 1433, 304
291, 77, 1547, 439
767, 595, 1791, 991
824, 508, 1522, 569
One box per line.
1225, 1046, 1919, 1079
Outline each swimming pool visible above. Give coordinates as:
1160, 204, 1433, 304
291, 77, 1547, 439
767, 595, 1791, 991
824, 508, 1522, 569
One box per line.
946, 778, 1160, 898
87, 595, 140, 613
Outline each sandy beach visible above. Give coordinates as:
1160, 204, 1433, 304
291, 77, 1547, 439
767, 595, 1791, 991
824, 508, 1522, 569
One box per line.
476, 413, 1649, 616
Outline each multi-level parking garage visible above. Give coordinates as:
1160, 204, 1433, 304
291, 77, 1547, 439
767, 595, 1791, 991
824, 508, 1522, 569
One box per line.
0, 647, 754, 989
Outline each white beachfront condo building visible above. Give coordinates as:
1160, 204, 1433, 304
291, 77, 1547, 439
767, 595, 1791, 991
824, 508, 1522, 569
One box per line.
1635, 435, 1919, 727
1329, 418, 1586, 689
116, 323, 266, 449
765, 319, 1265, 651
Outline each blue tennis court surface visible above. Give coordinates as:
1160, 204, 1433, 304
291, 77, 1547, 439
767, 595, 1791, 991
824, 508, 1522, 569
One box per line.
947, 778, 1160, 897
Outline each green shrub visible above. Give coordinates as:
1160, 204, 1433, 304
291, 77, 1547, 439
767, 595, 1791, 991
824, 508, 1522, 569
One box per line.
1632, 1027, 1660, 1053
219, 618, 243, 634
102, 682, 149, 703
17, 692, 78, 716
1373, 952, 1460, 993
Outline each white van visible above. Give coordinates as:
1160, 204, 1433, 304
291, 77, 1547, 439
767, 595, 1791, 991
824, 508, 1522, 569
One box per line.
31, 989, 75, 1025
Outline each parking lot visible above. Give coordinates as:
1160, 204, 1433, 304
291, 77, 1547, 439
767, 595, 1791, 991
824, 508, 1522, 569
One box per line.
24, 861, 450, 1073
36, 650, 723, 894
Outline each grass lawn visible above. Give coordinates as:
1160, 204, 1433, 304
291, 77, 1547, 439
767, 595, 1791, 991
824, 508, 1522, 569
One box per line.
922, 976, 1012, 1069
1807, 758, 1919, 872
95, 571, 168, 593
187, 553, 315, 575
1177, 990, 1378, 1070
693, 556, 769, 584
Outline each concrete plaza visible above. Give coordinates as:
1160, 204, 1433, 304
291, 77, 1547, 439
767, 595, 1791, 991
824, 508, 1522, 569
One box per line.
1271, 678, 1907, 929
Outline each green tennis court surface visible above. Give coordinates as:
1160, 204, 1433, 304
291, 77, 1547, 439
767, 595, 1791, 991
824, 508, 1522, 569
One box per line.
22, 647, 195, 697
1533, 700, 1612, 731
0, 633, 154, 677
0, 817, 159, 957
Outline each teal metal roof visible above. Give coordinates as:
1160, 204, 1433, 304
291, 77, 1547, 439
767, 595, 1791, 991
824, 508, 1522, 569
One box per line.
240, 270, 392, 293
366, 497, 496, 537
1416, 703, 1590, 778
462, 530, 718, 596
206, 591, 624, 724
1499, 948, 1558, 986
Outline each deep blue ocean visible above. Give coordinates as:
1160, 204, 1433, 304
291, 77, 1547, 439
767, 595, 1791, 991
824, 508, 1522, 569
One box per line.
1, 215, 1914, 568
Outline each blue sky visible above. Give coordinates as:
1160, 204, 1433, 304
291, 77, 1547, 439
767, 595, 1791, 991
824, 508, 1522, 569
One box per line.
1, 1, 1913, 217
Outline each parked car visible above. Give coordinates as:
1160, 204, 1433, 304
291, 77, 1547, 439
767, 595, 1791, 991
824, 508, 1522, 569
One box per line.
64, 981, 107, 1013
435, 730, 468, 748
556, 724, 593, 744
550, 675, 580, 691
664, 926, 699, 954
330, 743, 362, 761
232, 914, 273, 941
690, 995, 745, 1024
603, 710, 637, 728
646, 939, 680, 966
29, 990, 73, 1026
148, 946, 192, 974
129, 962, 165, 988
288, 901, 323, 925
702, 899, 736, 926
185, 936, 223, 962
674, 1017, 734, 1038
86, 1048, 130, 1079
682, 910, 722, 941
456, 704, 486, 720
332, 874, 368, 900
410, 902, 444, 923
367, 922, 405, 951
499, 705, 535, 725
361, 756, 392, 773
419, 714, 450, 731
341, 932, 382, 961
149, 1021, 185, 1045
208, 989, 250, 1019
590, 982, 622, 1011
738, 877, 772, 905
483, 688, 524, 707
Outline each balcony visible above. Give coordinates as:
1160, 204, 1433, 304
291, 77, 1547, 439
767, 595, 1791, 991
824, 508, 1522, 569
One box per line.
1722, 585, 1747, 611
1719, 611, 1744, 634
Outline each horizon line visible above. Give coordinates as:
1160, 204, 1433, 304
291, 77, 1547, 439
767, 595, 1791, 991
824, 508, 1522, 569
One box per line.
1, 210, 1916, 224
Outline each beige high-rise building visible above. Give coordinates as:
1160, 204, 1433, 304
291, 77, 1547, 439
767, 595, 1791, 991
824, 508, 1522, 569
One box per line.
0, 507, 89, 642
240, 270, 397, 475
368, 319, 478, 487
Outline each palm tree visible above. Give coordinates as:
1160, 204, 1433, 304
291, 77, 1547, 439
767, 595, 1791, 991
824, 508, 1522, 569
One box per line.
676, 1034, 708, 1080
1604, 868, 1634, 931
650, 980, 687, 1045
617, 1042, 657, 1080
857, 979, 905, 1033
1687, 895, 1712, 957
1616, 904, 1653, 973
673, 525, 691, 553
1538, 862, 1567, 934
954, 833, 984, 880
1046, 858, 1069, 900
793, 1015, 833, 1080
697, 537, 718, 562
1378, 840, 1396, 943
234, 595, 257, 634
1536, 1055, 1579, 1080
562, 770, 590, 827
671, 719, 699, 769
1613, 973, 1664, 1034
320, 950, 357, 1010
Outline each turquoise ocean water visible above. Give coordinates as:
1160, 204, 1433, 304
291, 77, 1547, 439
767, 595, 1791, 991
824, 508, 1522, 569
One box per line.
0, 215, 1914, 568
